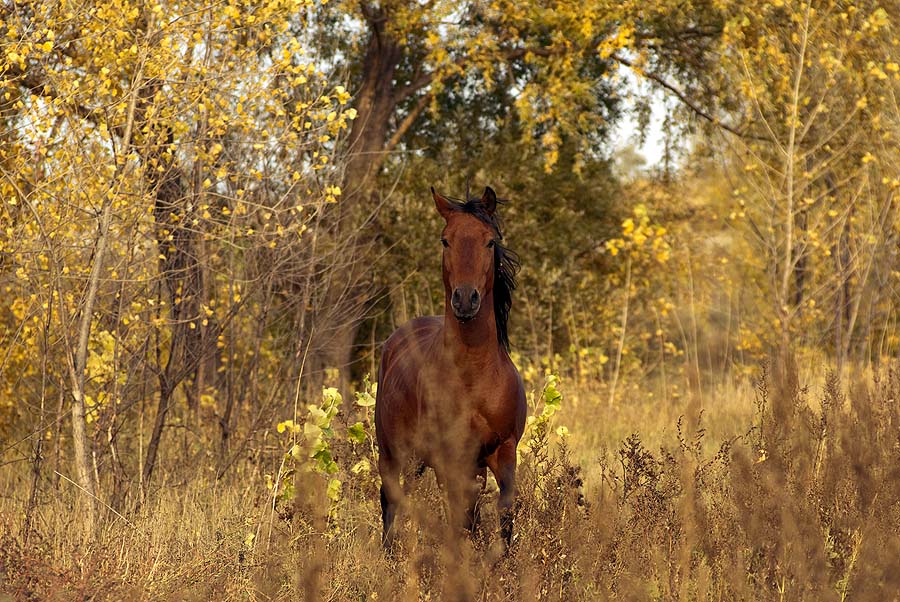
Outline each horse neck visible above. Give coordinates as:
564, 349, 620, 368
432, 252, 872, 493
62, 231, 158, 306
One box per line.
442, 290, 502, 364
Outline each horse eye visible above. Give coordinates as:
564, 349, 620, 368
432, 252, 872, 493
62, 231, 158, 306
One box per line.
487, 240, 495, 248
441, 238, 449, 248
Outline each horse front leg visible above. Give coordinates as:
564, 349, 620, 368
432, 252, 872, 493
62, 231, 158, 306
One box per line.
487, 440, 517, 550
437, 461, 485, 541
378, 454, 402, 551
464, 466, 487, 539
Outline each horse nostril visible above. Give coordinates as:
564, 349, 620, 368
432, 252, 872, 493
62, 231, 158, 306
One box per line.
470, 290, 480, 307
451, 289, 462, 308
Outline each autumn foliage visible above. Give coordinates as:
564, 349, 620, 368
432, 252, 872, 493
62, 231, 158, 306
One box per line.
2, 0, 900, 599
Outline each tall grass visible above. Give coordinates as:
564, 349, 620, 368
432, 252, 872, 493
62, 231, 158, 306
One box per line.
2, 358, 899, 600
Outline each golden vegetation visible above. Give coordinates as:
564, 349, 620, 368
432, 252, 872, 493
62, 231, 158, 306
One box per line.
3, 0, 900, 599
3, 363, 900, 599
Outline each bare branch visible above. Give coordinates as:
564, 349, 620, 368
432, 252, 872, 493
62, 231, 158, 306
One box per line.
611, 52, 758, 140
385, 94, 432, 154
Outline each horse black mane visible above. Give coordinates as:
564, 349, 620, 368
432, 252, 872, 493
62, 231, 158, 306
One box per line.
444, 194, 520, 351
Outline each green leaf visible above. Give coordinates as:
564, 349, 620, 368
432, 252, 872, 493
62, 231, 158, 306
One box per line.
542, 375, 563, 408
348, 422, 366, 443
307, 405, 328, 427
322, 386, 342, 407
313, 448, 332, 466
303, 421, 322, 441
280, 481, 295, 502
351, 458, 371, 474
355, 391, 376, 407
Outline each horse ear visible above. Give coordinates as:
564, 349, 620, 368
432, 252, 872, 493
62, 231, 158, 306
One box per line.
481, 187, 497, 215
432, 187, 454, 221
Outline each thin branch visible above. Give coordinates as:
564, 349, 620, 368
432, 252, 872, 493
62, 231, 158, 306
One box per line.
395, 45, 558, 102
385, 93, 432, 153
55, 471, 135, 528
395, 68, 440, 103
612, 52, 759, 140
3, 63, 97, 123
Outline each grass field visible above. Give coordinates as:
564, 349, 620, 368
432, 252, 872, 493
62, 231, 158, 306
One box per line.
3, 356, 899, 601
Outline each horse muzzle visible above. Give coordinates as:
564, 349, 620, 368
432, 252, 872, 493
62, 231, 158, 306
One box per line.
451, 286, 481, 321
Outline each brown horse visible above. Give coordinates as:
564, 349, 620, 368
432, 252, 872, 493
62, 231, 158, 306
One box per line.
375, 186, 526, 550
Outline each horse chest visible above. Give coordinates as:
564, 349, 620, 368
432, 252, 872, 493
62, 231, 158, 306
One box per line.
420, 374, 514, 446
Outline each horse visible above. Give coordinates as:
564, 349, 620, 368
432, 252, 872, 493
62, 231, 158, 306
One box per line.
375, 185, 526, 551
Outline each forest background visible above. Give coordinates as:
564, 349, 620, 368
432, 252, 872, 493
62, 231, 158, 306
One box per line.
2, 0, 900, 599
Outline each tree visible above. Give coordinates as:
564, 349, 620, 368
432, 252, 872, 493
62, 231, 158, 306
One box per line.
1, 0, 350, 520
717, 0, 900, 363
312, 0, 731, 386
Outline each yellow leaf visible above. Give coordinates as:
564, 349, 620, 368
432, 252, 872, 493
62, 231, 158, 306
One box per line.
303, 422, 322, 441
351, 459, 370, 474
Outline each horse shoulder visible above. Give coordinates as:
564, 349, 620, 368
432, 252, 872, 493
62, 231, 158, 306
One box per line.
380, 317, 441, 372
377, 317, 442, 410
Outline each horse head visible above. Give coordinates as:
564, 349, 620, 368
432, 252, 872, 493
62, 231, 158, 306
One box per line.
432, 186, 499, 322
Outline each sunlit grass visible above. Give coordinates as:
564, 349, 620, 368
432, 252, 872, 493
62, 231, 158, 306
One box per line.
3, 359, 899, 600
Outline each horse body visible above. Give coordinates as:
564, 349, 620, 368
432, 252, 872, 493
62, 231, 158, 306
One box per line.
375, 187, 525, 549
376, 314, 525, 474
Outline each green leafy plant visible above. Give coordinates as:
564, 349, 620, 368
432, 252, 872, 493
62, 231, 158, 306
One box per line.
522, 374, 566, 456
520, 374, 571, 510
347, 375, 378, 477
269, 387, 343, 511
268, 378, 381, 524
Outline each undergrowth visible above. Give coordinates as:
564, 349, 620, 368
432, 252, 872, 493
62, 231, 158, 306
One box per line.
2, 359, 899, 600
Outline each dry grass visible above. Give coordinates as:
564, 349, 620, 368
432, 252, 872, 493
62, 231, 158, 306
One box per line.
3, 358, 900, 600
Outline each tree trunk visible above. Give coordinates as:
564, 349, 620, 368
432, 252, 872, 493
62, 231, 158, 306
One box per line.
834, 215, 851, 370
132, 129, 207, 496
321, 8, 403, 395
792, 208, 807, 309
342, 10, 402, 202
67, 192, 114, 535
142, 377, 173, 496
65, 69, 144, 529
